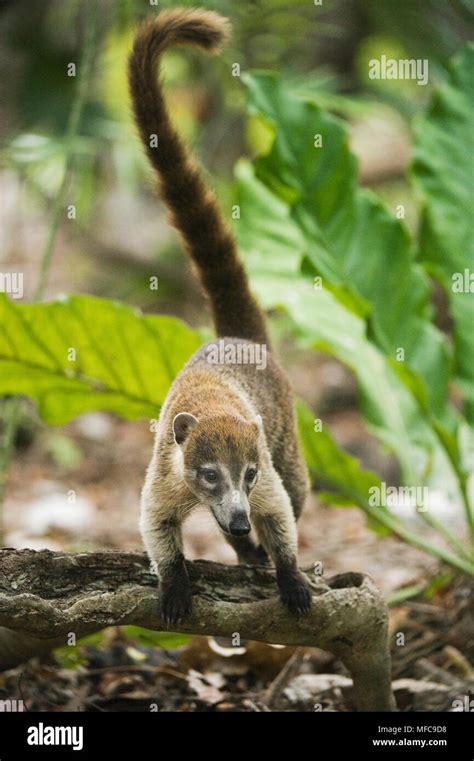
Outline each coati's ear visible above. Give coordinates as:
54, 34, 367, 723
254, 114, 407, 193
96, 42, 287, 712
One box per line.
173, 412, 198, 445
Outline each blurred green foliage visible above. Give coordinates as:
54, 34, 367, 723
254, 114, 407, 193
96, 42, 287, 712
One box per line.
123, 626, 192, 649
54, 631, 105, 670
412, 46, 474, 422
2, 0, 472, 217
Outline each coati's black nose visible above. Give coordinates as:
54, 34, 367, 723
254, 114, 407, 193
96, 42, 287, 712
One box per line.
229, 515, 251, 536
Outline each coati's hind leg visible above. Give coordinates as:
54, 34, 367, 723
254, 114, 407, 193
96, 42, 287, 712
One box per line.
224, 533, 269, 566
252, 465, 312, 614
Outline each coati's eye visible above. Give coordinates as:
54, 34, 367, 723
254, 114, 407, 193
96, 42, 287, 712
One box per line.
203, 469, 218, 483
245, 467, 257, 483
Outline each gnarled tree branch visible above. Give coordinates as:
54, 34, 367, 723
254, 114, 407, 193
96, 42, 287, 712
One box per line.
0, 549, 395, 711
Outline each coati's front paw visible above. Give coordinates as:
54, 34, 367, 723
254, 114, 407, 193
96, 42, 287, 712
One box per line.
277, 568, 312, 615
160, 580, 193, 627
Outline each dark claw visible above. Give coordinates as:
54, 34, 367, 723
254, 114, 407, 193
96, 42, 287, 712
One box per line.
277, 568, 312, 615
160, 582, 193, 627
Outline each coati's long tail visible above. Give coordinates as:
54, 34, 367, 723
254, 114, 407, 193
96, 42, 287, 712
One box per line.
129, 9, 269, 346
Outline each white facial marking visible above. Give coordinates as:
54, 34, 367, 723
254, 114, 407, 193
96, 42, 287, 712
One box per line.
172, 446, 184, 476
231, 489, 240, 504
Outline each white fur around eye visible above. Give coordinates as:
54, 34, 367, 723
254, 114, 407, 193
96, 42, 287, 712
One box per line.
202, 479, 218, 489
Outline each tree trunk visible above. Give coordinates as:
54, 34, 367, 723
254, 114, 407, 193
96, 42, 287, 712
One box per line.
0, 548, 396, 711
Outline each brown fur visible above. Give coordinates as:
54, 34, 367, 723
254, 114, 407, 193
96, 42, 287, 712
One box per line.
129, 10, 311, 626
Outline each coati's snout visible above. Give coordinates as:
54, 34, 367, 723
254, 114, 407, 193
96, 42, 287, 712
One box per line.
172, 412, 260, 535
228, 512, 251, 536
211, 491, 252, 537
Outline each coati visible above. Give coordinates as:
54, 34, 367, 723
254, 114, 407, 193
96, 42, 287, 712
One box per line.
129, 8, 312, 626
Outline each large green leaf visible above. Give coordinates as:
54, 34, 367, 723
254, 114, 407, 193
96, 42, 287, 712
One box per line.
236, 160, 449, 484
0, 293, 201, 424
412, 44, 474, 420
241, 71, 452, 418
235, 69, 472, 513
